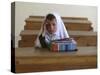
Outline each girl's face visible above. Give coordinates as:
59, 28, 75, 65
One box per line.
45, 19, 57, 34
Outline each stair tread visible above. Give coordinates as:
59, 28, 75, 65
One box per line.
26, 18, 91, 24
20, 30, 97, 36
15, 46, 97, 57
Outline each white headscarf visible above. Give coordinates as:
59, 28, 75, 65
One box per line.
35, 12, 69, 48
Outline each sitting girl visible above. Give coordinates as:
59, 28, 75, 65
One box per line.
35, 12, 69, 48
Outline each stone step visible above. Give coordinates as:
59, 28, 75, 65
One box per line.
15, 47, 97, 57
24, 23, 92, 31
25, 17, 91, 23
24, 16, 92, 31
20, 30, 97, 36
18, 30, 97, 47
29, 16, 89, 20
15, 46, 97, 73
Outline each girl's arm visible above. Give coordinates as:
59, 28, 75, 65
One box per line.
39, 34, 47, 48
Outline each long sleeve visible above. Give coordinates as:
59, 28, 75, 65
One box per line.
39, 34, 48, 48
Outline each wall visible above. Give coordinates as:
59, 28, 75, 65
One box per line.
15, 2, 97, 48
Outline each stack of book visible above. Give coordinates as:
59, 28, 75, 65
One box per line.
50, 38, 77, 52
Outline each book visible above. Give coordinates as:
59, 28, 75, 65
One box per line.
51, 38, 77, 52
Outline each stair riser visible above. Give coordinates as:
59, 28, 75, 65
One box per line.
19, 36, 97, 47
15, 56, 96, 73
21, 35, 37, 42
19, 40, 34, 47
21, 35, 97, 42
24, 23, 92, 31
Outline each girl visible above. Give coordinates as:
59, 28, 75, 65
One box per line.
35, 12, 69, 48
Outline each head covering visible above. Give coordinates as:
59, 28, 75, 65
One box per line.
35, 12, 69, 47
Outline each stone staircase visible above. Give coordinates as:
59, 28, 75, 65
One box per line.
18, 16, 97, 47
15, 16, 97, 73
